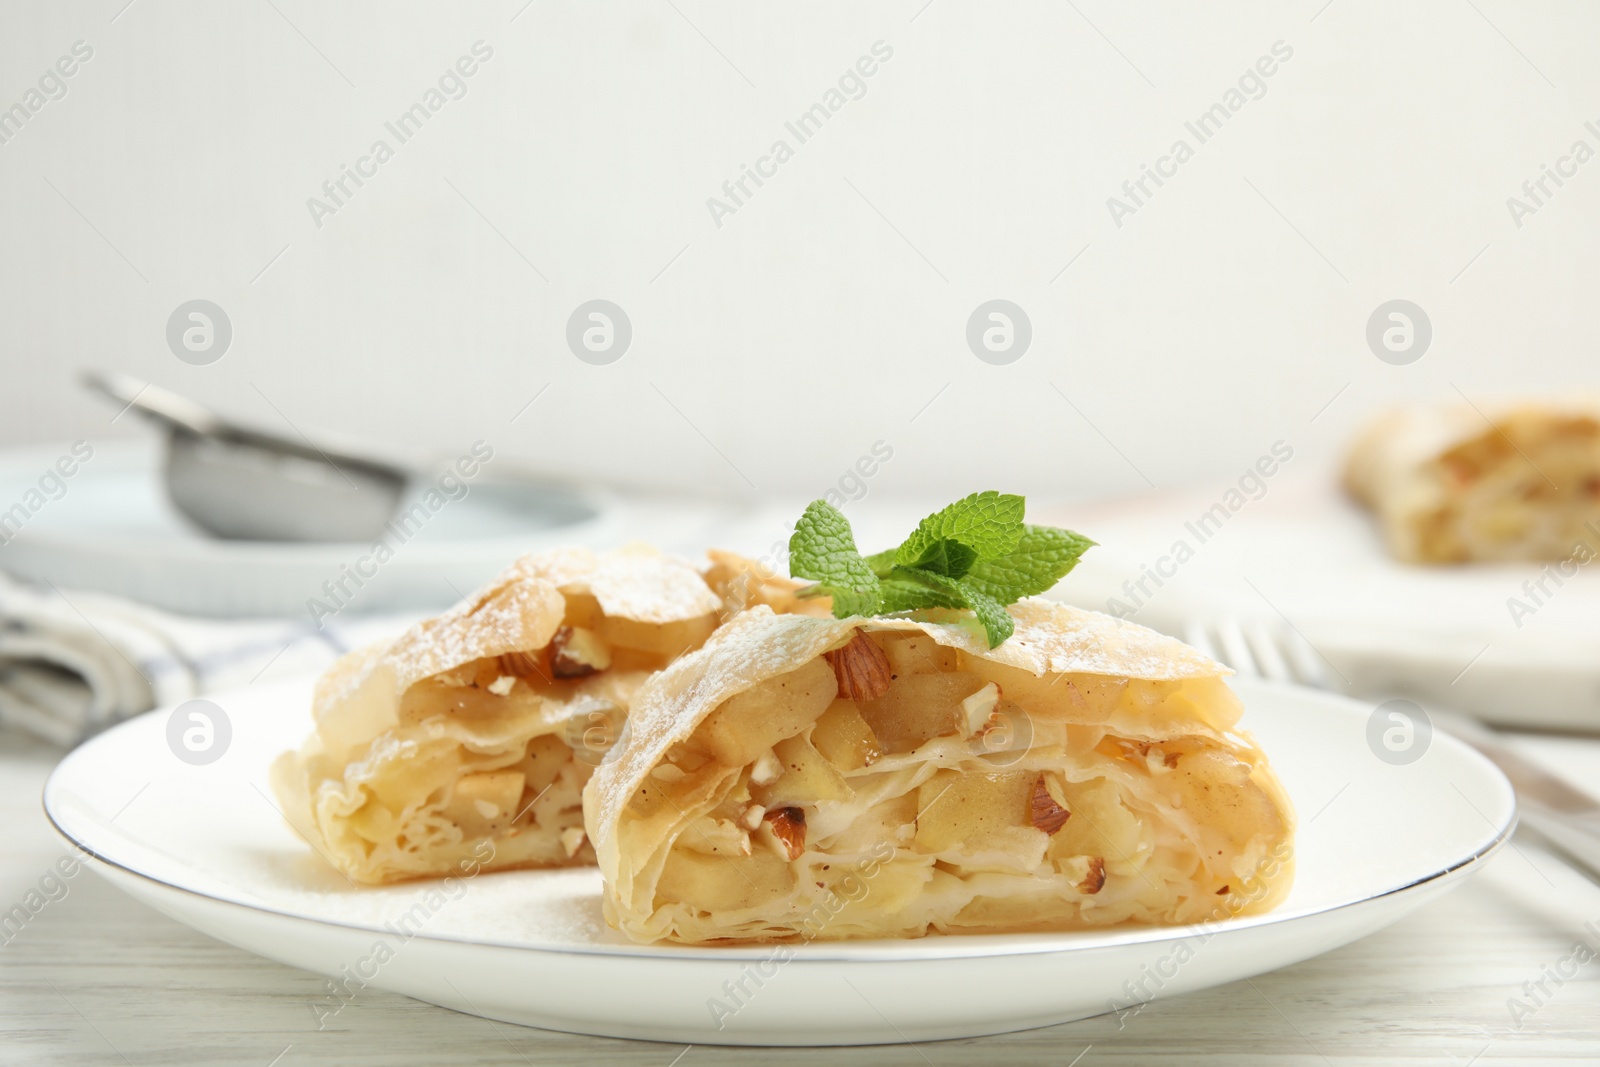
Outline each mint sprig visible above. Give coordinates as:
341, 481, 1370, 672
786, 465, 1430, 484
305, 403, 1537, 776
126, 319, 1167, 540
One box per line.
787, 492, 1094, 648
896, 491, 1025, 563
787, 500, 881, 617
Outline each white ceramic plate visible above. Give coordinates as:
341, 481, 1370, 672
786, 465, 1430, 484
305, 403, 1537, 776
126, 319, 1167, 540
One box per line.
0, 442, 618, 617
45, 675, 1514, 1047
1038, 474, 1600, 730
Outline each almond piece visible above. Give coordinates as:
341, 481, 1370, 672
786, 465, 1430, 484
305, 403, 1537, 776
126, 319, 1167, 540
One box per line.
961, 683, 1002, 738
823, 631, 892, 702
750, 749, 783, 786
1078, 856, 1106, 895
549, 625, 612, 679
1030, 773, 1072, 835
763, 806, 806, 860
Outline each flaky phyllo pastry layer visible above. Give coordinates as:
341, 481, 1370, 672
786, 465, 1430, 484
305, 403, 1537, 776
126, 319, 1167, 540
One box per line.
1345, 401, 1600, 563
586, 601, 1295, 944
272, 546, 724, 884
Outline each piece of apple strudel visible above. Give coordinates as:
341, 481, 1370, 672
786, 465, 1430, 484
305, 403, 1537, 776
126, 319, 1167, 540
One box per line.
1345, 401, 1600, 563
586, 601, 1295, 944
271, 546, 724, 884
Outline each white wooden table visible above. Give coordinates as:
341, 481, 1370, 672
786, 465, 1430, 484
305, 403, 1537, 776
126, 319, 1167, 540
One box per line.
4, 726, 1598, 1066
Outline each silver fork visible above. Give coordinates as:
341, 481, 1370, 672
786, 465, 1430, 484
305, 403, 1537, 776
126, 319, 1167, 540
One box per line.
1187, 615, 1600, 881
1182, 617, 1334, 691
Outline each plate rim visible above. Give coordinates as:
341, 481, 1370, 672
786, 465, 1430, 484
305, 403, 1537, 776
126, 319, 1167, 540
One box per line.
44, 793, 1513, 964
42, 677, 1519, 964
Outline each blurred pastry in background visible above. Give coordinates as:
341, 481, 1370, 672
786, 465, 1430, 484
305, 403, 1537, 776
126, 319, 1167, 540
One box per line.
1344, 400, 1600, 563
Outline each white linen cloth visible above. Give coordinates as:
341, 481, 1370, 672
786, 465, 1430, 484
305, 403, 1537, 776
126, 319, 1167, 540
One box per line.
0, 570, 412, 745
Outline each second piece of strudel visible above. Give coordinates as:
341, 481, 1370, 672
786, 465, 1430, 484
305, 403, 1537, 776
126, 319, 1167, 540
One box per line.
271, 546, 723, 884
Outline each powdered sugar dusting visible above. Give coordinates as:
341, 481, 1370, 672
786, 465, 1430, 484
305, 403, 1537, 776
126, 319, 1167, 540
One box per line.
584, 547, 724, 624
522, 544, 723, 624
916, 598, 1226, 681
311, 546, 720, 728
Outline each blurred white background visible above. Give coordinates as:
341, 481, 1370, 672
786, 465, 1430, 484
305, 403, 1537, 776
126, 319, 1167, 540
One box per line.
1, 0, 1596, 502
8, 14, 1600, 1060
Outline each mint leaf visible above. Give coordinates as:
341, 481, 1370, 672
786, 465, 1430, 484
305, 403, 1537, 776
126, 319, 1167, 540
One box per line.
864, 548, 897, 579
895, 491, 1025, 566
879, 568, 970, 613
902, 537, 979, 579
788, 500, 881, 617
789, 500, 875, 587
961, 585, 1015, 647
962, 524, 1095, 603
886, 568, 1014, 646
824, 585, 881, 618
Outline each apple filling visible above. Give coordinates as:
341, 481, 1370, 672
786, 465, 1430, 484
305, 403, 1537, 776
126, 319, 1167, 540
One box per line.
624, 625, 1293, 943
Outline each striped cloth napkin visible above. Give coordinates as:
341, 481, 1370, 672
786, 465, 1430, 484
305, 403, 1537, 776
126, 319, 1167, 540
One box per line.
0, 570, 413, 746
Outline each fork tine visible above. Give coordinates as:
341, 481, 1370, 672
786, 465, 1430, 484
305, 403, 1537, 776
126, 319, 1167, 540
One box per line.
1280, 626, 1332, 690
1244, 622, 1293, 683
1184, 621, 1220, 662
1214, 619, 1260, 679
